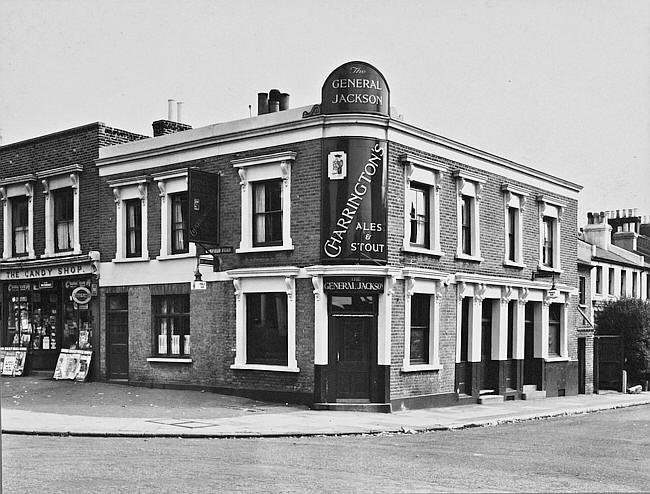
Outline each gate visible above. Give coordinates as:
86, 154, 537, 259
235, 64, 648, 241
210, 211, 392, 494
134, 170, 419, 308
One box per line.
594, 335, 623, 392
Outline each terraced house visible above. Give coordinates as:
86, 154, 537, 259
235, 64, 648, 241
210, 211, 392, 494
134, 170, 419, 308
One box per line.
91, 61, 584, 410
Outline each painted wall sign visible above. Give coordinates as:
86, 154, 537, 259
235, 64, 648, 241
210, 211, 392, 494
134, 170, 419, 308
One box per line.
321, 137, 387, 264
321, 61, 390, 116
323, 277, 385, 293
188, 168, 220, 246
1, 263, 94, 281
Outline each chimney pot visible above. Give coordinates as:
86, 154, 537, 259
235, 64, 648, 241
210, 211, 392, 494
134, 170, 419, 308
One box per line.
279, 93, 290, 111
177, 102, 183, 123
257, 92, 269, 115
168, 99, 176, 121
268, 99, 280, 113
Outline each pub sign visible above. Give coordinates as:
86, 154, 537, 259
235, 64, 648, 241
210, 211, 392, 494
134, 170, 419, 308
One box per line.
321, 61, 390, 116
321, 137, 387, 264
188, 168, 220, 245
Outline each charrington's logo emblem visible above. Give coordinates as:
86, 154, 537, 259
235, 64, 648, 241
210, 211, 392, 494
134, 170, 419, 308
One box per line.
328, 151, 347, 180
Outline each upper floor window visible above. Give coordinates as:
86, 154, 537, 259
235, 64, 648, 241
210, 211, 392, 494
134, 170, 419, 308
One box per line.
153, 170, 195, 259
12, 196, 29, 257
542, 216, 555, 267
408, 185, 429, 248
632, 272, 638, 298
170, 192, 188, 254
37, 165, 81, 257
252, 180, 283, 247
579, 276, 586, 305
537, 196, 564, 272
53, 188, 74, 252
621, 270, 627, 297
454, 170, 485, 262
502, 184, 527, 267
125, 199, 142, 258
1, 177, 35, 260
401, 155, 443, 255
108, 177, 149, 262
233, 152, 295, 253
595, 266, 602, 294
608, 268, 615, 295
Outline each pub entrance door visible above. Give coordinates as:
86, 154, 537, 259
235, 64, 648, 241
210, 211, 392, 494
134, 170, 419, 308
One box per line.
328, 295, 377, 401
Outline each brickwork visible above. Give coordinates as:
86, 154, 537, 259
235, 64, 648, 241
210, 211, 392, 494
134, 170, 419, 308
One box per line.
94, 121, 582, 406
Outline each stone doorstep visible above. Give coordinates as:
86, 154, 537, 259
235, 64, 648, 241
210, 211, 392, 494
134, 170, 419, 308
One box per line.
521, 390, 547, 400
478, 394, 505, 405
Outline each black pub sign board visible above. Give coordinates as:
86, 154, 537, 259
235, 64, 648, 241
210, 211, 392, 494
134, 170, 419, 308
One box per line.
188, 168, 220, 246
321, 137, 388, 264
321, 61, 390, 116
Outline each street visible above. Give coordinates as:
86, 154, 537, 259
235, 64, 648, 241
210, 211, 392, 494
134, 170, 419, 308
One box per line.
2, 405, 648, 493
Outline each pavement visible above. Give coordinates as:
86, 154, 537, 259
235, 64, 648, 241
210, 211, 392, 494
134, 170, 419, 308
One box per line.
1, 374, 649, 438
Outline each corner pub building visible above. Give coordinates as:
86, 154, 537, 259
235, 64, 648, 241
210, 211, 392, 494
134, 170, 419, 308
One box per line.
95, 61, 586, 411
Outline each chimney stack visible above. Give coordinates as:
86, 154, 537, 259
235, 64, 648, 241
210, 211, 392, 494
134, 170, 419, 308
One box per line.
153, 99, 192, 137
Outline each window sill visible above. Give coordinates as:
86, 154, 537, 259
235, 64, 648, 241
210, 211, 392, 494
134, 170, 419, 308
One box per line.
230, 363, 300, 373
545, 356, 570, 363
401, 363, 443, 373
42, 250, 82, 258
236, 245, 295, 254
147, 357, 192, 364
156, 252, 194, 261
537, 265, 563, 274
112, 257, 150, 263
3, 255, 37, 261
503, 260, 526, 269
455, 253, 484, 263
403, 246, 444, 257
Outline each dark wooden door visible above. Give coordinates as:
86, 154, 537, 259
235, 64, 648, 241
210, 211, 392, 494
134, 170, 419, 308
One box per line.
578, 338, 586, 394
523, 303, 536, 385
107, 294, 129, 380
595, 336, 622, 391
334, 315, 372, 400
480, 301, 497, 392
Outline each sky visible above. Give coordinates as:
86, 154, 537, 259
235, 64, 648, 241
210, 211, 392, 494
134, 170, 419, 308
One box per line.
1, 0, 648, 225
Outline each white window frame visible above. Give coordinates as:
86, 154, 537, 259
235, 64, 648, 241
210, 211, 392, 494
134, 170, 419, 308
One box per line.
232, 152, 296, 253
402, 272, 443, 372
0, 176, 36, 260
229, 267, 300, 373
153, 170, 196, 260
501, 184, 527, 268
453, 170, 486, 262
544, 294, 569, 361
38, 165, 82, 257
401, 154, 444, 256
537, 196, 564, 273
108, 176, 149, 262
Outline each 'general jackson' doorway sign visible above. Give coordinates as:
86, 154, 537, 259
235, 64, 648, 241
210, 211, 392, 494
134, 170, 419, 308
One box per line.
321, 61, 390, 116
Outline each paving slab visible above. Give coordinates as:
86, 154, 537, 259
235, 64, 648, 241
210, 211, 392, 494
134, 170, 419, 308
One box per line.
1, 376, 648, 438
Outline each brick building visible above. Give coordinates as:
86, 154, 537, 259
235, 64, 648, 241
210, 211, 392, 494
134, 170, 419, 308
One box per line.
94, 61, 584, 410
0, 123, 146, 375
578, 209, 650, 391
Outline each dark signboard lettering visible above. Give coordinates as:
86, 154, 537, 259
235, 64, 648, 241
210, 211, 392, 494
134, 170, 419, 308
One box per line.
321, 137, 387, 264
188, 168, 220, 246
323, 276, 385, 293
321, 61, 390, 116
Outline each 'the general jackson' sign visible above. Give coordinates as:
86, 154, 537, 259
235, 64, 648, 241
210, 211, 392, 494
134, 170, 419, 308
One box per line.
321, 61, 390, 116
321, 137, 387, 264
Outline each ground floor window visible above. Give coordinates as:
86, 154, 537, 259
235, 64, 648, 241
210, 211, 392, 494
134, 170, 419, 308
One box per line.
152, 294, 190, 356
459, 297, 471, 362
245, 292, 288, 365
548, 303, 561, 357
410, 294, 430, 365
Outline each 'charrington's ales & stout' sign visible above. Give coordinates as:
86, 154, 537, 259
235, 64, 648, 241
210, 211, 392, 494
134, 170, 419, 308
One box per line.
321, 137, 387, 264
321, 61, 390, 116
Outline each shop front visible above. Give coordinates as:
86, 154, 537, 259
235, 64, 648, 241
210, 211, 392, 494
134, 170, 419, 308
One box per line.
0, 254, 99, 374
